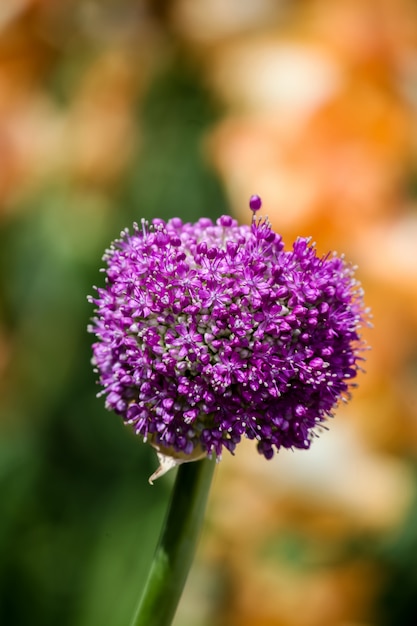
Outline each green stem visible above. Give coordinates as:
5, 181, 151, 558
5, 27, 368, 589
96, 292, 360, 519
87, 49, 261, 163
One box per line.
131, 458, 216, 626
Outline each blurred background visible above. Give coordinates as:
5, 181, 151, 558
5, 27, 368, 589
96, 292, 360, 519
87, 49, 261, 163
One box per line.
1, 1, 417, 625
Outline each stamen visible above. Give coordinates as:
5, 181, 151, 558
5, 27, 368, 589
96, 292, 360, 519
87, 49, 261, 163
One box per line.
249, 195, 262, 222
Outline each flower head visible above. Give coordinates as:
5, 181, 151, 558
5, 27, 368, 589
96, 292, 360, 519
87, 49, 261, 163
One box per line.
88, 201, 366, 472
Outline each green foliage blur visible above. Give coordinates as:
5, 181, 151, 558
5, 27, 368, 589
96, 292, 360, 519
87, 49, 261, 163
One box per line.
0, 36, 227, 626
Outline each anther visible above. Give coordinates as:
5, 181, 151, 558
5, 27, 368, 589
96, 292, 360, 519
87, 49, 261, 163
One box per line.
249, 194, 262, 212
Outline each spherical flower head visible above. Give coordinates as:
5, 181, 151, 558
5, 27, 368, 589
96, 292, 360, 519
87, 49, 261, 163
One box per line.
88, 203, 367, 477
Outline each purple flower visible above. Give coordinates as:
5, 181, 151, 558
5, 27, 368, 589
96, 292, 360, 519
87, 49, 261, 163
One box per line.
88, 206, 366, 465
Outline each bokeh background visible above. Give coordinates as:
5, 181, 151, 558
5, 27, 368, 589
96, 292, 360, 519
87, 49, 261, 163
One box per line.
1, 1, 417, 625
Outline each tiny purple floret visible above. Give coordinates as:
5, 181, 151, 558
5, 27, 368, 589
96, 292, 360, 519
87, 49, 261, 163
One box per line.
88, 210, 367, 461
249, 194, 262, 212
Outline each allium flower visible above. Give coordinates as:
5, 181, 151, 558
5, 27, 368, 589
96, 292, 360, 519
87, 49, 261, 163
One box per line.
88, 198, 366, 474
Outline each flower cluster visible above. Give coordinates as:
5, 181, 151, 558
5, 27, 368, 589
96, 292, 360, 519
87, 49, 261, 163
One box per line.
89, 203, 366, 463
